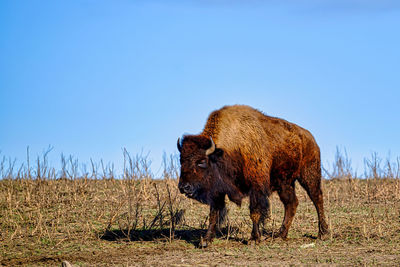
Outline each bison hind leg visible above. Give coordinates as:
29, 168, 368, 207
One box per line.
298, 163, 330, 238
276, 182, 299, 239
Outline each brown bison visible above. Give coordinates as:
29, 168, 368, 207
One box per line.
177, 105, 329, 247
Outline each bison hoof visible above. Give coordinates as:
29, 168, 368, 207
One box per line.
249, 238, 261, 246
200, 240, 208, 248
249, 234, 261, 245
318, 224, 330, 240
318, 230, 330, 240
199, 237, 212, 248
272, 231, 288, 240
272, 227, 289, 240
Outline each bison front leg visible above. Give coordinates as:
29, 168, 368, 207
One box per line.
200, 207, 218, 248
200, 197, 225, 248
250, 210, 262, 244
249, 190, 269, 244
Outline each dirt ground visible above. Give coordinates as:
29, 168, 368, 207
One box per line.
1, 178, 399, 266
2, 235, 399, 266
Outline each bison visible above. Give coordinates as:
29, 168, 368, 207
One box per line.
177, 105, 329, 247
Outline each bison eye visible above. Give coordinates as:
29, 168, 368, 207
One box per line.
197, 159, 207, 169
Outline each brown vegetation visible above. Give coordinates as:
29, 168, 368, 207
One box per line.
0, 149, 399, 266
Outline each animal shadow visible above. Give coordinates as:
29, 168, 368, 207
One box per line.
100, 227, 245, 247
261, 229, 318, 240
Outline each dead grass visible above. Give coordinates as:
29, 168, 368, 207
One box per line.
1, 149, 400, 266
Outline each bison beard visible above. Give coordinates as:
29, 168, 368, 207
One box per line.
177, 105, 329, 247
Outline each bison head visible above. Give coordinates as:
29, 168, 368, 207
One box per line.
177, 135, 224, 204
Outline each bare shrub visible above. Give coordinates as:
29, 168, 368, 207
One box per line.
324, 146, 354, 179
364, 152, 400, 179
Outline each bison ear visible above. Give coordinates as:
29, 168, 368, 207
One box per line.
209, 148, 224, 162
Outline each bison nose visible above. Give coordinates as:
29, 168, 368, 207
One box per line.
178, 182, 191, 194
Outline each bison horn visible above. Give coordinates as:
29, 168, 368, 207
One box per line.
205, 137, 216, 156
177, 138, 182, 152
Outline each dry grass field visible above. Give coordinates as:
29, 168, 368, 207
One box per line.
1, 151, 400, 266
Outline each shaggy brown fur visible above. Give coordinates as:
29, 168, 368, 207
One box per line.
177, 105, 329, 247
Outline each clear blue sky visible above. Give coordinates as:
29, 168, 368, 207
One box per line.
1, 0, 399, 177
